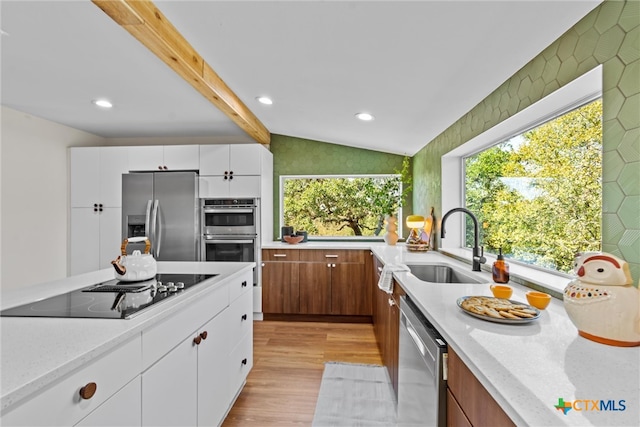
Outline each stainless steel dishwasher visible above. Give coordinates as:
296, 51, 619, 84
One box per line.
398, 296, 448, 426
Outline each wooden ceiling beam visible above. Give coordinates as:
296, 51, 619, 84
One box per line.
92, 0, 270, 145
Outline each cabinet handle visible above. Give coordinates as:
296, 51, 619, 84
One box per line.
325, 255, 338, 258
273, 254, 287, 258
193, 335, 202, 345
241, 314, 248, 321
200, 331, 208, 340
224, 171, 229, 175
79, 382, 97, 400
163, 166, 168, 170
388, 298, 395, 307
229, 175, 233, 180
224, 175, 228, 180
158, 165, 163, 170
262, 263, 265, 267
241, 358, 247, 366
327, 263, 331, 268
241, 281, 247, 287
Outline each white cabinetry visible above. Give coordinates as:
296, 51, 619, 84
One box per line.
128, 145, 199, 171
70, 147, 129, 275
141, 270, 253, 426
75, 377, 141, 427
199, 144, 272, 198
2, 335, 142, 427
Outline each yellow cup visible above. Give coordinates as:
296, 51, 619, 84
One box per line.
526, 291, 551, 309
490, 284, 513, 299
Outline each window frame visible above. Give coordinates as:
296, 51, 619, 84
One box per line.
279, 174, 404, 241
441, 65, 602, 293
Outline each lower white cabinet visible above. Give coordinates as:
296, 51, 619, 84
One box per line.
75, 377, 141, 427
1, 335, 141, 427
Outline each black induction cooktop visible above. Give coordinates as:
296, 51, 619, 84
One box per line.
0, 274, 217, 320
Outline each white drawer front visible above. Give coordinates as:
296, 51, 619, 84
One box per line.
228, 270, 253, 304
228, 333, 253, 401
142, 283, 228, 369
75, 376, 141, 427
228, 290, 253, 351
2, 335, 141, 427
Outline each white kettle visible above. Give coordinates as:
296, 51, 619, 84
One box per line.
111, 237, 157, 282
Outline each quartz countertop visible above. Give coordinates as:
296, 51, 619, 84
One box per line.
0, 262, 255, 412
369, 245, 639, 427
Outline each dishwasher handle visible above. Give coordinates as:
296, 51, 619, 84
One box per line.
401, 310, 437, 378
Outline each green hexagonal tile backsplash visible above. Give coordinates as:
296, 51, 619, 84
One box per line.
412, 0, 639, 281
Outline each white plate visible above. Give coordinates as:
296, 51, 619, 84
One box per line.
456, 296, 540, 324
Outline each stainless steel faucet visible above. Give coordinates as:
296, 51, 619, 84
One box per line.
441, 207, 486, 272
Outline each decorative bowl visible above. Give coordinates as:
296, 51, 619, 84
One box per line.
526, 291, 551, 309
490, 284, 513, 299
284, 235, 304, 244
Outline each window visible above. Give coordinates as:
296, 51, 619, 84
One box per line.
464, 98, 602, 274
280, 175, 403, 239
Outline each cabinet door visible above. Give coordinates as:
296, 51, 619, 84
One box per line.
128, 146, 164, 171
229, 175, 261, 197
299, 263, 331, 314
199, 176, 230, 198
71, 148, 100, 208
75, 377, 141, 427
199, 144, 230, 175
331, 263, 370, 315
229, 144, 262, 175
98, 208, 121, 270
71, 208, 100, 275
99, 147, 129, 207
164, 145, 199, 170
142, 334, 198, 427
262, 261, 300, 313
197, 310, 230, 427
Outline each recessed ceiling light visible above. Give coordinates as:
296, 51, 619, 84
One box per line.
92, 99, 113, 109
256, 96, 273, 105
355, 112, 374, 121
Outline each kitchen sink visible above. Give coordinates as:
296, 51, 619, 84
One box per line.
406, 264, 484, 284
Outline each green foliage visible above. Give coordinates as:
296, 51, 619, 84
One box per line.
283, 157, 412, 237
465, 99, 602, 273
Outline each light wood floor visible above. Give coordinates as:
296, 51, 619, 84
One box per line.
222, 320, 383, 426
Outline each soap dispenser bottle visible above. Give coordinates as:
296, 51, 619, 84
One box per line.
492, 248, 510, 284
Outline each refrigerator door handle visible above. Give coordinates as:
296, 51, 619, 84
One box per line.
151, 200, 160, 258
144, 200, 152, 239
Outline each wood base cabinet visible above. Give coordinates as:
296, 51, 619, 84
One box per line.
447, 348, 515, 427
262, 249, 371, 317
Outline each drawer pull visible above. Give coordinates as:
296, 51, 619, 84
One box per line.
193, 335, 202, 345
200, 331, 208, 340
241, 281, 248, 287
241, 314, 248, 321
325, 254, 338, 258
273, 254, 287, 257
79, 382, 97, 400
388, 298, 395, 307
241, 358, 248, 366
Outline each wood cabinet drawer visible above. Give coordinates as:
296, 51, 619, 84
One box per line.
3, 335, 141, 427
447, 389, 472, 427
228, 289, 253, 348
298, 249, 365, 263
447, 349, 514, 427
142, 283, 228, 369
229, 269, 253, 304
262, 249, 300, 261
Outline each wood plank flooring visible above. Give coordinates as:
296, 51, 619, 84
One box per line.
222, 320, 383, 426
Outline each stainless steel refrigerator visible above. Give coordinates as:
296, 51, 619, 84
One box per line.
122, 171, 200, 261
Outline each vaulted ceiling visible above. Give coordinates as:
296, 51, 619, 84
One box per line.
1, 1, 602, 155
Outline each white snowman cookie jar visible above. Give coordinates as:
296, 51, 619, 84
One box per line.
563, 252, 640, 347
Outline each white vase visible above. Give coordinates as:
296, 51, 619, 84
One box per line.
383, 215, 399, 245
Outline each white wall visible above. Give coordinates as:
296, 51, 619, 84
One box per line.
0, 107, 105, 291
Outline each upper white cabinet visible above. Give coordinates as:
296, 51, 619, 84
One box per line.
129, 145, 199, 171
71, 147, 129, 208
199, 144, 273, 198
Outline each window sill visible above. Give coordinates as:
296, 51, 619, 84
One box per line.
438, 248, 572, 299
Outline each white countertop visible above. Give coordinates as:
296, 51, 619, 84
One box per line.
0, 262, 255, 412
369, 245, 639, 427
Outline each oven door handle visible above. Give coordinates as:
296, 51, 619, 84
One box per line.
203, 208, 255, 214
204, 239, 255, 244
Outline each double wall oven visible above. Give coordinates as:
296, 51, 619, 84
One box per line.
201, 198, 260, 286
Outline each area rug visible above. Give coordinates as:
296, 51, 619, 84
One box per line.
312, 362, 397, 426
